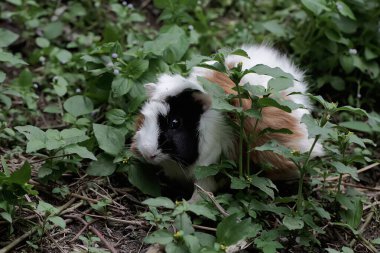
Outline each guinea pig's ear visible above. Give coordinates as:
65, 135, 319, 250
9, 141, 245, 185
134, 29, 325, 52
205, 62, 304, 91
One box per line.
192, 91, 212, 112
144, 83, 156, 98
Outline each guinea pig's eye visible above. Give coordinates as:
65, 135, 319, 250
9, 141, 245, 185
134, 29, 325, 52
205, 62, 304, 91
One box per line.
169, 118, 181, 129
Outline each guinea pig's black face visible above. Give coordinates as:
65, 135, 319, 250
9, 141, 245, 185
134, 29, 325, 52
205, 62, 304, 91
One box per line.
157, 90, 204, 166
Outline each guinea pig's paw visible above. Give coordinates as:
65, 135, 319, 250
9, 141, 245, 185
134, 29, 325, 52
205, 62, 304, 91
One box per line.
143, 243, 165, 253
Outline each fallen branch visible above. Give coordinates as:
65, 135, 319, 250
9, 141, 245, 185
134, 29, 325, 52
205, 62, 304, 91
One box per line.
0, 198, 76, 253
342, 182, 380, 191
195, 184, 229, 217
324, 163, 379, 182
79, 212, 148, 227
65, 215, 118, 253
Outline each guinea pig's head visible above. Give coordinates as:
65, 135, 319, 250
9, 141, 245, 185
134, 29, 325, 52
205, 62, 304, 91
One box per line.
132, 74, 211, 166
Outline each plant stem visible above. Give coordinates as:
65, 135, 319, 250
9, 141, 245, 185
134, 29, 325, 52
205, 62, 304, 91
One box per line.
234, 79, 245, 177
238, 115, 244, 177
297, 135, 320, 213
337, 174, 343, 195
296, 171, 305, 213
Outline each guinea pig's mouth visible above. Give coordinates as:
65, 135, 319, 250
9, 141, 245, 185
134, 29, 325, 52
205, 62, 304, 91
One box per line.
142, 151, 170, 165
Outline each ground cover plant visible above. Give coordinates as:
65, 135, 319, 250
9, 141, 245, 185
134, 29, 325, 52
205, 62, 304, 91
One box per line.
0, 0, 380, 252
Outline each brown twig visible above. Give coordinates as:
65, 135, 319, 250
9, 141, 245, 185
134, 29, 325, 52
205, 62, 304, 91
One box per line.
65, 215, 118, 253
349, 208, 376, 251
342, 182, 380, 191
324, 163, 379, 182
0, 198, 76, 253
192, 224, 217, 232
194, 184, 229, 217
29, 153, 75, 164
364, 201, 380, 211
79, 212, 148, 226
70, 219, 97, 242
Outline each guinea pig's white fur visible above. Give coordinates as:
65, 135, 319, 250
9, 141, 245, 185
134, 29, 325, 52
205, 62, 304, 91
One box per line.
133, 44, 324, 201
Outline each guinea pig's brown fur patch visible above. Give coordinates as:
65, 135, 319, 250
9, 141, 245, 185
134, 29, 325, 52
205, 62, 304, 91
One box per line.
131, 114, 145, 154
205, 70, 302, 179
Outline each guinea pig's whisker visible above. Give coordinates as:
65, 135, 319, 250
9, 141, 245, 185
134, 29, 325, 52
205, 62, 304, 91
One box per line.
173, 158, 191, 181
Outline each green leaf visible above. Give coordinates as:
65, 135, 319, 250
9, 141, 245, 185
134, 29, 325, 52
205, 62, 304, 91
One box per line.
175, 213, 194, 235
336, 194, 363, 229
53, 76, 68, 97
336, 1, 356, 20
37, 201, 58, 215
283, 215, 304, 230
165, 242, 187, 253
48, 216, 66, 229
9, 162, 31, 185
144, 229, 173, 244
348, 133, 366, 148
125, 59, 149, 80
336, 106, 367, 117
38, 166, 53, 178
188, 204, 216, 220
18, 69, 33, 88
194, 165, 221, 180
143, 197, 175, 209
254, 230, 283, 253
230, 177, 249, 190
301, 114, 333, 138
262, 20, 286, 37
0, 51, 27, 65
194, 232, 215, 247
112, 76, 134, 97
250, 175, 277, 199
268, 77, 293, 92
43, 21, 64, 39
330, 161, 358, 181
64, 145, 97, 160
257, 97, 291, 113
301, 0, 330, 15
93, 124, 125, 156
0, 212, 12, 223
183, 235, 201, 253
197, 76, 225, 97
340, 55, 354, 73
312, 205, 331, 220
242, 83, 267, 97
106, 109, 127, 125
144, 25, 189, 63
231, 49, 250, 58
372, 238, 380, 245
325, 249, 340, 253
15, 126, 46, 153
307, 94, 337, 111
259, 127, 293, 136
60, 128, 89, 145
216, 214, 256, 245
6, 0, 21, 6
341, 247, 354, 253
0, 94, 11, 109
56, 49, 72, 64
248, 64, 294, 79
127, 163, 161, 196
0, 28, 19, 47
35, 37, 50, 48
63, 95, 94, 117
255, 140, 293, 160
86, 154, 116, 176
0, 71, 5, 82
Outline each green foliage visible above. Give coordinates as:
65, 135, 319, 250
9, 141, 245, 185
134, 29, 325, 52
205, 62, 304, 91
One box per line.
0, 0, 379, 252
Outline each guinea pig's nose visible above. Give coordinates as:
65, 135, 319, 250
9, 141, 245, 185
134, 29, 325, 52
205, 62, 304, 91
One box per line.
149, 154, 157, 159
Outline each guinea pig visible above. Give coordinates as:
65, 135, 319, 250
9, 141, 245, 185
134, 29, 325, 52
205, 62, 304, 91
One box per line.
131, 45, 324, 201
